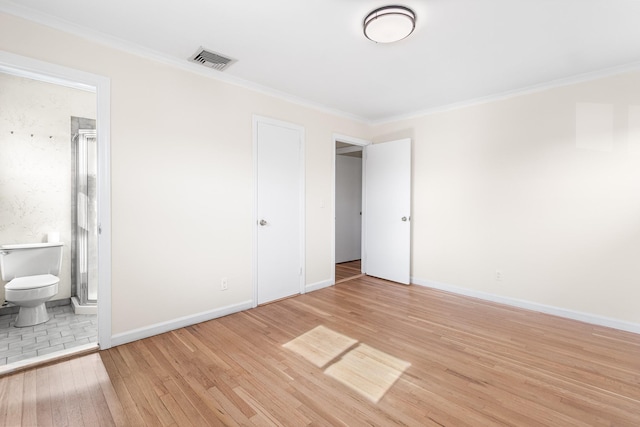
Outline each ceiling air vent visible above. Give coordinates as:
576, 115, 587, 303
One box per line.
189, 47, 236, 71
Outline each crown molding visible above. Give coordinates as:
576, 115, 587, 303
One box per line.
373, 60, 640, 126
4, 1, 640, 127
0, 2, 369, 124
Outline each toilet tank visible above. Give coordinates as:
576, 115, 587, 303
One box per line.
0, 242, 64, 281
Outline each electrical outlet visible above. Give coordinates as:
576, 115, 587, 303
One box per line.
221, 277, 228, 290
495, 270, 503, 281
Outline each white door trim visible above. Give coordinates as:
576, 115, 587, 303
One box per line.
0, 50, 112, 349
331, 133, 371, 285
253, 116, 305, 307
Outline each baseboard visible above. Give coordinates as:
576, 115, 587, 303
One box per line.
305, 279, 333, 293
110, 300, 253, 347
412, 277, 640, 335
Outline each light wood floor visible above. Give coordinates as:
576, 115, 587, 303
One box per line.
335, 259, 362, 283
1, 275, 639, 426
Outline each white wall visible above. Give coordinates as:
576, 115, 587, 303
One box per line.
0, 73, 96, 304
2, 10, 638, 339
335, 154, 362, 263
373, 70, 640, 325
0, 12, 370, 337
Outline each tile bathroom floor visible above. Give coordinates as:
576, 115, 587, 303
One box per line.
0, 304, 97, 365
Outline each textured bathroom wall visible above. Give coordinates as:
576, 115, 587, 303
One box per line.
0, 72, 96, 303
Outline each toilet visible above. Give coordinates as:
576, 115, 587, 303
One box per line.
0, 242, 63, 327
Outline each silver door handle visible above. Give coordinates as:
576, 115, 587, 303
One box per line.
259, 219, 267, 226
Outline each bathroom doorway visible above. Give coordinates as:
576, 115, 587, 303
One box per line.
0, 51, 112, 371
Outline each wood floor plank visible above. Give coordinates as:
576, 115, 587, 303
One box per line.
78, 354, 117, 427
1, 276, 639, 426
69, 353, 101, 426
21, 369, 37, 426
99, 350, 145, 425
158, 390, 196, 427
89, 353, 128, 426
46, 357, 70, 426
0, 374, 10, 426
35, 364, 53, 427
60, 359, 88, 426
113, 345, 170, 426
162, 377, 207, 426
335, 260, 362, 283
6, 372, 24, 426
145, 331, 240, 426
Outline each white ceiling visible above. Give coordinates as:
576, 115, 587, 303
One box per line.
3, 0, 640, 123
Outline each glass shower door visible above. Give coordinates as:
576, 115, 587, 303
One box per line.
76, 129, 98, 305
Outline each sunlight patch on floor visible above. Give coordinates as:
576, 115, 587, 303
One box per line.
325, 343, 411, 403
283, 326, 410, 403
282, 325, 357, 368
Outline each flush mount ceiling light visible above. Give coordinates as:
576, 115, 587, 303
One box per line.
363, 5, 416, 43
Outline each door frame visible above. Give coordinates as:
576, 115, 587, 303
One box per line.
0, 50, 112, 349
252, 115, 305, 307
331, 133, 371, 285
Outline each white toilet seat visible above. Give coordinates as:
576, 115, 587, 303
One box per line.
5, 274, 59, 290
4, 275, 60, 327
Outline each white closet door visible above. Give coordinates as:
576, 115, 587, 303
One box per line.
255, 118, 304, 304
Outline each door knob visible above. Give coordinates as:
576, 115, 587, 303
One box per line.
259, 219, 267, 226
401, 216, 408, 222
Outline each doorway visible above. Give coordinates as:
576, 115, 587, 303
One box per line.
253, 116, 305, 305
0, 51, 112, 371
333, 135, 369, 284
332, 135, 412, 286
335, 140, 365, 283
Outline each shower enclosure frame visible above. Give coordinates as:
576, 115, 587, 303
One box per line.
72, 126, 98, 307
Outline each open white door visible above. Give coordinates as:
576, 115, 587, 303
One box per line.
364, 138, 411, 284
